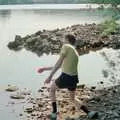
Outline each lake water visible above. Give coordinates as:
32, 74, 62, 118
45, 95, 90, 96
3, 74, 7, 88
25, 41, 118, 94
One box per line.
0, 5, 116, 91
0, 5, 118, 120
0, 4, 118, 90
0, 4, 111, 10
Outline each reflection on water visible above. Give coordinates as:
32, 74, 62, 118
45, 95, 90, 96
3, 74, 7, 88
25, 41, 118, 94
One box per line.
0, 8, 119, 31
0, 10, 11, 17
0, 10, 11, 21
0, 91, 25, 120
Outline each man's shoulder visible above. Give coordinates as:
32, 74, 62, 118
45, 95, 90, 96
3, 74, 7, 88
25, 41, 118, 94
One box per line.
62, 44, 77, 53
63, 44, 73, 48
63, 44, 69, 47
61, 44, 69, 50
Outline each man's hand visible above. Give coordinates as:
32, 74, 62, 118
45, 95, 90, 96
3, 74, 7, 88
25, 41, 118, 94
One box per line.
44, 76, 52, 84
37, 68, 45, 74
37, 67, 53, 74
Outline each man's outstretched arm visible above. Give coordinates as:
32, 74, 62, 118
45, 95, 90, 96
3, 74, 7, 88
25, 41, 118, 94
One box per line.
44, 54, 65, 84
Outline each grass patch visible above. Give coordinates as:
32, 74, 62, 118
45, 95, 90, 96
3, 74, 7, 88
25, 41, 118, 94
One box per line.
100, 19, 120, 36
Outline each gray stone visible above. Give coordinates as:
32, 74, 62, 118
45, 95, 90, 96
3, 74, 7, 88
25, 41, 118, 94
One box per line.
5, 85, 19, 92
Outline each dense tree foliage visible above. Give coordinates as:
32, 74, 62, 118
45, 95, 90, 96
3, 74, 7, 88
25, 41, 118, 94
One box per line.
0, 0, 91, 5
91, 0, 120, 7
0, 0, 119, 7
0, 0, 32, 4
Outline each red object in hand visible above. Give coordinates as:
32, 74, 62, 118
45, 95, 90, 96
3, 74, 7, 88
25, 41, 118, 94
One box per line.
37, 67, 46, 73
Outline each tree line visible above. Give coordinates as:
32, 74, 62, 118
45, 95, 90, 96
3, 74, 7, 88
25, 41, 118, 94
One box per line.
0, 0, 119, 7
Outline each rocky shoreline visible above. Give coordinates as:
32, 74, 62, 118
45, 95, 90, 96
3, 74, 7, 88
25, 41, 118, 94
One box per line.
5, 84, 120, 120
8, 22, 120, 56
4, 49, 120, 119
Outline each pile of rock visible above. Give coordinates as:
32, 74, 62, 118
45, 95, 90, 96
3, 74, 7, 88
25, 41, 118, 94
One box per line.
5, 84, 120, 120
23, 85, 94, 120
5, 85, 31, 100
21, 84, 120, 120
8, 23, 120, 57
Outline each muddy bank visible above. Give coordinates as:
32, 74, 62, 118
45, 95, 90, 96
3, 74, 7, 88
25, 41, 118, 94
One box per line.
8, 23, 120, 56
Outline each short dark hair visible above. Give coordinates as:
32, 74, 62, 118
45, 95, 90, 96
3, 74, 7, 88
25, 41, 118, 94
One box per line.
65, 34, 76, 45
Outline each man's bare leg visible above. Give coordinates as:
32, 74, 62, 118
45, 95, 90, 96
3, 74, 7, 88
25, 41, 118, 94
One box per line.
69, 90, 89, 113
69, 90, 99, 118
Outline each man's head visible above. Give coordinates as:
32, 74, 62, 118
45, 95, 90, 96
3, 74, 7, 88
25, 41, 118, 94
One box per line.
65, 34, 76, 45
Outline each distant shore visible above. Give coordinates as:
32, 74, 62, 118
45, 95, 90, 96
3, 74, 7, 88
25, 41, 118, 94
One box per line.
0, 4, 120, 10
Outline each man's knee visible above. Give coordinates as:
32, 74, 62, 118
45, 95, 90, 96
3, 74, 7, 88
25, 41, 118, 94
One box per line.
49, 82, 57, 92
49, 82, 57, 102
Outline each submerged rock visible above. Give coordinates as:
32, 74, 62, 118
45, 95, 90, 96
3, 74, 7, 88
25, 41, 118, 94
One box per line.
5, 85, 19, 92
24, 104, 34, 113
10, 93, 25, 99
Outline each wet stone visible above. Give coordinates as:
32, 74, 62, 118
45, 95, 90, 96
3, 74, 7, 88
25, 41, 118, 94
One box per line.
10, 93, 25, 99
5, 85, 19, 92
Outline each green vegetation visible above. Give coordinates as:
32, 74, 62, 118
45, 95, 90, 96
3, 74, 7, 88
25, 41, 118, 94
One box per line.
0, 0, 120, 5
91, 0, 120, 7
0, 0, 34, 4
100, 19, 120, 36
0, 0, 88, 5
